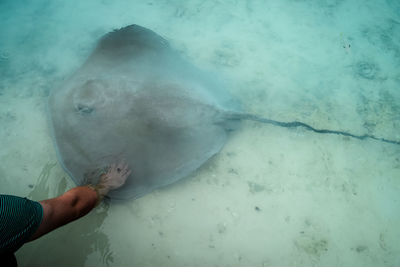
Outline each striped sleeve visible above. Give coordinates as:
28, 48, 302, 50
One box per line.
0, 195, 43, 254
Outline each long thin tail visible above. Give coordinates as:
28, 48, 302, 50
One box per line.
229, 113, 400, 146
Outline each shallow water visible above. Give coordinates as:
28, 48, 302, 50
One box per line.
1, 0, 399, 266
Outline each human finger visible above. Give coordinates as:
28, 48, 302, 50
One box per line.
122, 170, 131, 180
110, 163, 116, 171
123, 162, 129, 172
116, 161, 126, 172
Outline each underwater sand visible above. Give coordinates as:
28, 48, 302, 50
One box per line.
0, 0, 399, 266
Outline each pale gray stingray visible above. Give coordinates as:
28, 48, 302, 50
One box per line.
49, 25, 241, 200
48, 25, 399, 200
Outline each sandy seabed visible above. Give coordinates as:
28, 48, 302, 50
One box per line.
0, 0, 399, 266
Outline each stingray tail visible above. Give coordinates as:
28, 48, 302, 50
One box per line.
226, 112, 400, 146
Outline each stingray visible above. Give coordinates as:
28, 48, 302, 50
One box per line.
48, 25, 400, 200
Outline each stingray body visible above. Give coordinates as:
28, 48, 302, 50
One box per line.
49, 25, 399, 200
49, 25, 239, 200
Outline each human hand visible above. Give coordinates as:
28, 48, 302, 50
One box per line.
97, 161, 131, 196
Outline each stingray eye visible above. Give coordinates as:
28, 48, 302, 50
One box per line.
76, 103, 94, 115
73, 79, 105, 115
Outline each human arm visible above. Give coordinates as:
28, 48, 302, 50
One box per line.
28, 161, 131, 241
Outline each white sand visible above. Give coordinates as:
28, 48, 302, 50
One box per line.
0, 0, 399, 266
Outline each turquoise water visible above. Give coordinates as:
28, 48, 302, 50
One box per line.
1, 0, 399, 266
